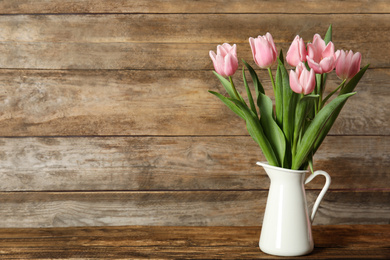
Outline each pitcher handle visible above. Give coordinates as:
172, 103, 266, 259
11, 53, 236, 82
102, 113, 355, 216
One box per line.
305, 170, 331, 223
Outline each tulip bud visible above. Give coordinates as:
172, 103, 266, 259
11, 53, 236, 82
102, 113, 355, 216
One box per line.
209, 43, 239, 77
335, 50, 362, 80
286, 35, 307, 67
289, 62, 316, 95
249, 32, 277, 69
306, 34, 337, 74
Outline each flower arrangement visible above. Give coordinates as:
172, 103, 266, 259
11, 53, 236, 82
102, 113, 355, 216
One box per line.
209, 25, 368, 171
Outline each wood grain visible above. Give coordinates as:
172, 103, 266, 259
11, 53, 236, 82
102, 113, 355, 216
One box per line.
0, 246, 388, 259
0, 0, 388, 14
0, 69, 387, 136
1, 225, 389, 248
0, 225, 388, 259
0, 136, 388, 191
0, 41, 380, 69
0, 190, 388, 227
1, 14, 388, 45
0, 14, 387, 69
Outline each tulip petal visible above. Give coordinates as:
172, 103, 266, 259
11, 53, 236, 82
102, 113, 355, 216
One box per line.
313, 34, 326, 53
254, 38, 267, 68
322, 41, 335, 59
298, 38, 307, 62
348, 52, 362, 78
249, 37, 257, 63
307, 34, 325, 63
224, 53, 238, 76
307, 43, 315, 61
217, 44, 228, 56
209, 51, 217, 63
307, 56, 322, 74
335, 50, 348, 79
335, 50, 341, 61
299, 68, 309, 89
286, 36, 300, 67
231, 44, 237, 58
305, 69, 316, 94
289, 70, 302, 94
221, 43, 232, 52
296, 62, 305, 77
265, 32, 277, 56
214, 54, 226, 76
319, 56, 335, 73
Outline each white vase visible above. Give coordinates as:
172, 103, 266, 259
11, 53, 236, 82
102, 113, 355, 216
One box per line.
257, 162, 331, 257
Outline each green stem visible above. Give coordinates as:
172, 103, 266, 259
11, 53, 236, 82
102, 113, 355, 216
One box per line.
268, 68, 276, 93
268, 68, 278, 120
317, 74, 324, 113
339, 79, 348, 93
321, 79, 346, 108
314, 73, 324, 115
229, 76, 241, 100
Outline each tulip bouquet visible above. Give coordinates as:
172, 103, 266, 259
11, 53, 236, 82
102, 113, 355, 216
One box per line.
209, 25, 368, 171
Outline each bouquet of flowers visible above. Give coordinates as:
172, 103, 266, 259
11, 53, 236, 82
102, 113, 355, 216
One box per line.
209, 25, 368, 171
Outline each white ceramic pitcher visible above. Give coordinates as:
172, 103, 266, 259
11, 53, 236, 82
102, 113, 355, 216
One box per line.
256, 162, 331, 256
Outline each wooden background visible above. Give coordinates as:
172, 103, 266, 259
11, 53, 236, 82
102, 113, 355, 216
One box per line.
0, 0, 389, 228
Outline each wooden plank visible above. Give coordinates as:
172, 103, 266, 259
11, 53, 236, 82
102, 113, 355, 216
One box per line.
1, 225, 389, 248
0, 41, 379, 69
0, 0, 388, 14
0, 69, 387, 136
0, 225, 388, 259
1, 14, 388, 45
0, 14, 387, 69
0, 246, 388, 259
312, 225, 390, 249
0, 191, 388, 227
0, 136, 388, 191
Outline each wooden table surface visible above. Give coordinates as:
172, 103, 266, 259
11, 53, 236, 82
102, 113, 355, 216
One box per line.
0, 225, 389, 259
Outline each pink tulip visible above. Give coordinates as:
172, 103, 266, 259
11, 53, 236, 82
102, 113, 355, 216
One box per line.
249, 32, 277, 69
289, 62, 316, 95
335, 50, 362, 80
306, 34, 337, 74
286, 35, 307, 67
209, 43, 239, 77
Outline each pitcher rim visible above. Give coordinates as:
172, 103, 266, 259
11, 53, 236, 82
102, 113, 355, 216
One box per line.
256, 161, 308, 174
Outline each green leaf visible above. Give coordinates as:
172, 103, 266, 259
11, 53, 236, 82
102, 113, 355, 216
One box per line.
292, 92, 356, 170
278, 49, 284, 64
312, 64, 369, 154
274, 62, 283, 127
242, 59, 265, 97
213, 71, 243, 100
278, 58, 299, 168
324, 24, 332, 44
279, 58, 296, 144
308, 156, 314, 173
292, 94, 319, 156
208, 91, 245, 119
231, 99, 279, 166
242, 67, 258, 117
315, 73, 322, 96
258, 92, 286, 167
300, 94, 320, 102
